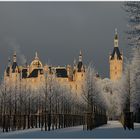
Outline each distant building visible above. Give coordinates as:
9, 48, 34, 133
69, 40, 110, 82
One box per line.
4, 50, 87, 95
109, 29, 123, 81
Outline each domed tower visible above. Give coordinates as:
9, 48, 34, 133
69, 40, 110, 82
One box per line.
109, 29, 123, 81
29, 51, 44, 78
30, 52, 43, 70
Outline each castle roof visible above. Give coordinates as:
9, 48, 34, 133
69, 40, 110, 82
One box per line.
55, 68, 68, 78
6, 67, 10, 76
12, 62, 18, 73
110, 29, 122, 60
28, 69, 43, 78
77, 61, 83, 72
110, 47, 122, 60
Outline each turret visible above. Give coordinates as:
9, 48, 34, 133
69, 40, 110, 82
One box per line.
77, 50, 84, 72
12, 51, 18, 73
109, 29, 123, 81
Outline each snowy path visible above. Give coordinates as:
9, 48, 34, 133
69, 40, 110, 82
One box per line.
0, 121, 140, 138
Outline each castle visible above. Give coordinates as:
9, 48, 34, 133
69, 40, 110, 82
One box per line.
4, 29, 123, 94
4, 49, 86, 95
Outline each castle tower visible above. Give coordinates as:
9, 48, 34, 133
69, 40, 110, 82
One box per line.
109, 28, 123, 81
4, 51, 20, 87
12, 51, 18, 73
77, 50, 83, 72
73, 50, 85, 81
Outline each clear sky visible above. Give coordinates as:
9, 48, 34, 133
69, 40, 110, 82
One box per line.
0, 2, 128, 78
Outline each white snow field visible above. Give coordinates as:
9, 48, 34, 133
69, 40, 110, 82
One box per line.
0, 121, 140, 138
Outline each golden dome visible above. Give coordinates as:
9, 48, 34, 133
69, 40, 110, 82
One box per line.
30, 52, 43, 68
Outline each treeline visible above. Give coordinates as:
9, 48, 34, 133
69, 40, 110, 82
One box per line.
0, 75, 86, 132
0, 66, 107, 132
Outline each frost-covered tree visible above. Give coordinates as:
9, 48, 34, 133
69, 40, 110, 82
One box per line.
99, 78, 122, 119
123, 1, 140, 113
81, 65, 107, 129
119, 62, 131, 113
124, 2, 140, 47
130, 48, 140, 111
82, 65, 99, 113
120, 49, 140, 113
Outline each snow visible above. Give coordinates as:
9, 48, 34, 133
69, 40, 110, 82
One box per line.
0, 121, 140, 138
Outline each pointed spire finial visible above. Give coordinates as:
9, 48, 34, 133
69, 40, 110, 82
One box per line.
114, 28, 118, 47
79, 50, 82, 62
115, 28, 117, 34
80, 50, 82, 55
36, 51, 37, 57
13, 51, 17, 62
35, 51, 39, 60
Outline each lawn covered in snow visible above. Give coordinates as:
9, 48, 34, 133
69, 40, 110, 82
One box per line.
0, 121, 140, 138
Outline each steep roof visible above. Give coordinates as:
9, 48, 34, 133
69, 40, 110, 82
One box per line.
55, 68, 68, 78
110, 47, 122, 60
28, 69, 43, 78
77, 61, 83, 72
6, 67, 10, 76
12, 62, 18, 73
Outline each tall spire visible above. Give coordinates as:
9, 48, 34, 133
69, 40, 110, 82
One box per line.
114, 28, 119, 47
110, 28, 122, 60
115, 28, 117, 34
13, 51, 17, 62
79, 50, 82, 62
35, 51, 39, 60
77, 50, 84, 72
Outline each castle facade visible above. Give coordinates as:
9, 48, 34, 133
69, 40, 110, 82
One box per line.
4, 29, 123, 95
4, 50, 86, 95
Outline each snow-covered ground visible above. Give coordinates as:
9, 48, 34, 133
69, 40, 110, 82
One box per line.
0, 121, 140, 138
